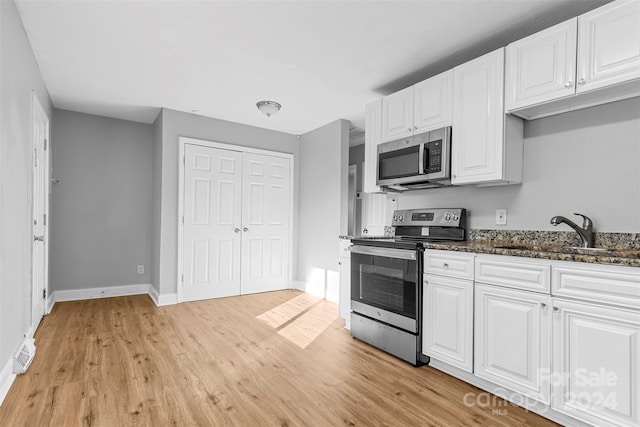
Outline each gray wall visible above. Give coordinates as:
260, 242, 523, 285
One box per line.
0, 0, 53, 371
398, 97, 640, 233
297, 119, 349, 298
154, 108, 300, 297
50, 109, 153, 291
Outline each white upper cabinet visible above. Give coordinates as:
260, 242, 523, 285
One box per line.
577, 0, 640, 93
452, 48, 523, 185
364, 99, 384, 193
506, 18, 578, 111
413, 70, 453, 133
507, 0, 640, 119
381, 71, 453, 143
381, 87, 414, 142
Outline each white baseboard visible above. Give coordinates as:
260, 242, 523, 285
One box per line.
0, 355, 16, 407
157, 292, 178, 306
51, 284, 151, 303
48, 284, 178, 310
148, 286, 177, 306
148, 285, 160, 305
0, 334, 35, 406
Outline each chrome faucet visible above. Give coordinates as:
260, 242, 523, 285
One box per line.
550, 213, 594, 248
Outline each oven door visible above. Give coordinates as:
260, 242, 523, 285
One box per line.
350, 245, 420, 333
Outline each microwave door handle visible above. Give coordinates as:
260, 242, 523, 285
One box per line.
418, 143, 425, 174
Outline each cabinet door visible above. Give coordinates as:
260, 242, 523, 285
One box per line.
360, 192, 392, 236
338, 240, 351, 324
452, 48, 505, 184
423, 275, 473, 372
577, 0, 640, 93
475, 284, 551, 404
552, 299, 640, 427
364, 99, 383, 193
381, 86, 414, 142
413, 70, 453, 133
506, 18, 577, 111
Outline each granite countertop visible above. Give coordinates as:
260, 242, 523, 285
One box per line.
340, 230, 640, 267
421, 240, 640, 268
422, 230, 640, 268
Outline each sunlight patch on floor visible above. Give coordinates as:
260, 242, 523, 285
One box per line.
277, 300, 338, 349
256, 293, 322, 329
256, 293, 338, 349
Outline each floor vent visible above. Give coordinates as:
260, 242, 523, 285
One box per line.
13, 339, 36, 375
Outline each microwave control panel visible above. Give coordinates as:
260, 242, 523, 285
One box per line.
425, 140, 443, 174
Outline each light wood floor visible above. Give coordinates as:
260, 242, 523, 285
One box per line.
0, 290, 558, 426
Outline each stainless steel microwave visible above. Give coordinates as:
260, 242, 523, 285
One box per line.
376, 126, 451, 191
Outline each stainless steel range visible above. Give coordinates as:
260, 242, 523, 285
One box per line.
350, 208, 467, 366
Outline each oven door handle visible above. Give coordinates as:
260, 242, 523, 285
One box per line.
351, 245, 416, 260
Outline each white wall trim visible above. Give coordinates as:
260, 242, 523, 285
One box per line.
51, 284, 151, 303
177, 136, 295, 303
47, 284, 179, 311
0, 333, 35, 406
148, 284, 160, 305
0, 353, 17, 406
157, 293, 178, 306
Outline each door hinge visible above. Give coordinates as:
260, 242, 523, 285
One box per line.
44, 214, 47, 226
44, 139, 48, 151
43, 289, 46, 299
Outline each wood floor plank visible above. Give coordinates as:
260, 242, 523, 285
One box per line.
0, 291, 558, 426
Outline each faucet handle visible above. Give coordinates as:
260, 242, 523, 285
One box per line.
573, 213, 592, 229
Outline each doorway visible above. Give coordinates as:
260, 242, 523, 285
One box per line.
31, 94, 50, 331
178, 138, 293, 302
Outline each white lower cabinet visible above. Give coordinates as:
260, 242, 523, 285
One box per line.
423, 274, 473, 372
474, 283, 552, 404
423, 251, 640, 426
338, 239, 351, 329
552, 298, 640, 427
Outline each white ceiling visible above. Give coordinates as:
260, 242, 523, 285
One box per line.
15, 0, 610, 137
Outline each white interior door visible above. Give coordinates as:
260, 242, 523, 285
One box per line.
240, 153, 291, 294
31, 95, 49, 329
182, 144, 242, 301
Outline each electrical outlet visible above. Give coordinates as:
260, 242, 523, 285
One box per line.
137, 265, 144, 275
496, 209, 507, 226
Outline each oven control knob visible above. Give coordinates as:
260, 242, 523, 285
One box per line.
445, 213, 451, 221
393, 215, 397, 221
453, 214, 459, 221
399, 215, 404, 222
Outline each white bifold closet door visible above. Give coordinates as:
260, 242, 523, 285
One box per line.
240, 152, 291, 295
182, 144, 290, 302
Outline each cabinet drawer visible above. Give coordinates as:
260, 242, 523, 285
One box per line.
475, 255, 551, 293
424, 250, 475, 280
552, 262, 640, 309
